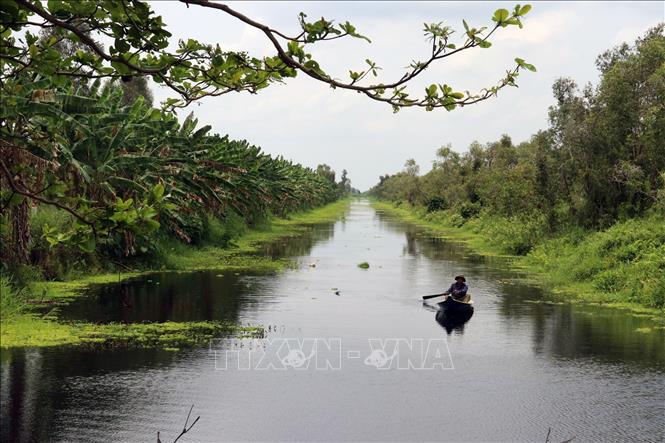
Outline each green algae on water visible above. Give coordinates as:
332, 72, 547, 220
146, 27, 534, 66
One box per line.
1, 315, 264, 349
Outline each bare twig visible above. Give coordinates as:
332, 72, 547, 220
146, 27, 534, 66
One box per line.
172, 405, 200, 443
544, 427, 575, 443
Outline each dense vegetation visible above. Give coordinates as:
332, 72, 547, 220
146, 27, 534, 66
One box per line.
1, 75, 351, 280
370, 27, 665, 309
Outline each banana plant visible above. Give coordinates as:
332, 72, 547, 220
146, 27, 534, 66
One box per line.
1, 73, 344, 264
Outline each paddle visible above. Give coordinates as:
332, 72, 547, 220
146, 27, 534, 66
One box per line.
422, 293, 447, 300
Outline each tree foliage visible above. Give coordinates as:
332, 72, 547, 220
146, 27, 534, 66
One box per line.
2, 1, 534, 111
371, 26, 665, 231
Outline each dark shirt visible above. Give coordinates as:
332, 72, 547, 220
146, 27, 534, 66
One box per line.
445, 282, 468, 299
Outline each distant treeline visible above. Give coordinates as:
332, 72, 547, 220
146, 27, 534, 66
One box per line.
371, 26, 664, 242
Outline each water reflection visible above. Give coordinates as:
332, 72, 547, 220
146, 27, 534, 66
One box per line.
0, 346, 180, 443
57, 220, 338, 324
529, 304, 665, 367
422, 301, 474, 335
57, 271, 265, 323
260, 223, 336, 258
435, 309, 473, 335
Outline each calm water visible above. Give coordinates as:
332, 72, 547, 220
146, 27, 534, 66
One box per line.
2, 200, 664, 442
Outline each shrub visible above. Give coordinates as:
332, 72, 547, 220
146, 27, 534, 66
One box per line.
28, 205, 78, 278
649, 275, 665, 309
30, 205, 72, 239
205, 212, 246, 247
6, 264, 43, 288
459, 201, 481, 219
425, 197, 448, 213
592, 268, 625, 292
476, 213, 548, 255
448, 213, 466, 228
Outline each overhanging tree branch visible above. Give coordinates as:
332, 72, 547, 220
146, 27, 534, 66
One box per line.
5, 0, 535, 111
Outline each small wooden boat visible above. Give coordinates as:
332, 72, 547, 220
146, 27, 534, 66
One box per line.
435, 295, 474, 333
422, 295, 474, 334
437, 294, 474, 317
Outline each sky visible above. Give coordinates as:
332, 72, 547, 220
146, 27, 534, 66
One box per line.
149, 1, 663, 190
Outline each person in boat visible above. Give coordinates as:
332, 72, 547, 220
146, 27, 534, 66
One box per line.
443, 275, 468, 300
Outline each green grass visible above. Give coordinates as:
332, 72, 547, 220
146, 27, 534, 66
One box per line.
522, 216, 665, 310
372, 200, 665, 315
1, 315, 79, 348
29, 272, 143, 306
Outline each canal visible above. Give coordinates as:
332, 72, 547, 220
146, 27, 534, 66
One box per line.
1, 200, 663, 442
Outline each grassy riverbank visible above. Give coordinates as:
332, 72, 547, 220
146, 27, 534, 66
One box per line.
1, 199, 351, 349
372, 200, 665, 317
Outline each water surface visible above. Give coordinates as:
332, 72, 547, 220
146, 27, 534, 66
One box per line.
2, 200, 664, 442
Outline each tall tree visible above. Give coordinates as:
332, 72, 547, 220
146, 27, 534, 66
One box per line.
316, 164, 336, 184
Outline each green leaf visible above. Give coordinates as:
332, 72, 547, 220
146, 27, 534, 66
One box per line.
143, 218, 160, 231
152, 183, 165, 201
492, 9, 510, 23
78, 237, 96, 253
0, 0, 20, 22
110, 60, 131, 75
515, 57, 536, 72
304, 60, 322, 73
519, 4, 532, 16
114, 38, 130, 53
47, 0, 65, 14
